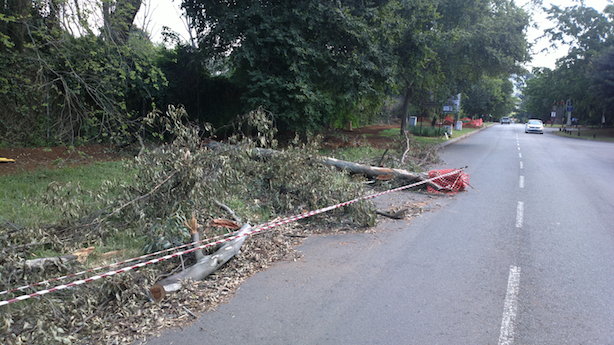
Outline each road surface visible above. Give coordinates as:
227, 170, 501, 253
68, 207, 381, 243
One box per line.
145, 124, 614, 345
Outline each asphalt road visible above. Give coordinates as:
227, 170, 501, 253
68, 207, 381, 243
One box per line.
145, 124, 614, 345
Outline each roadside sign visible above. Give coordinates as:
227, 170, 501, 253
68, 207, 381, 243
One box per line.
551, 112, 556, 117
567, 106, 573, 112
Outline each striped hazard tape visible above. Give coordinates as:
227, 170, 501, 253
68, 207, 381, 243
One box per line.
0, 168, 464, 307
0, 231, 239, 296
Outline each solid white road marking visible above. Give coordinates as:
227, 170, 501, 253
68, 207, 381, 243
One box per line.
498, 265, 521, 345
519, 161, 523, 169
519, 176, 525, 189
516, 201, 524, 228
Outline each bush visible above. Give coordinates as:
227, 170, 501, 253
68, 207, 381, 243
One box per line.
409, 126, 445, 137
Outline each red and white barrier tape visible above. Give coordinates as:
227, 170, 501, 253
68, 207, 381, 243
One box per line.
0, 168, 463, 307
0, 231, 240, 296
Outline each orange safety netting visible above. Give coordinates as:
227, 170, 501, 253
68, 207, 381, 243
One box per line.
426, 169, 470, 194
442, 117, 483, 128
464, 118, 483, 128
443, 115, 455, 125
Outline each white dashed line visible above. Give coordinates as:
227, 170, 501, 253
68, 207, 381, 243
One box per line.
498, 265, 521, 345
519, 176, 524, 189
516, 201, 524, 228
519, 161, 523, 169
518, 153, 522, 159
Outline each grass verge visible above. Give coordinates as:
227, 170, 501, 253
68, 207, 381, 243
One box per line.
320, 146, 388, 164
0, 160, 133, 227
552, 127, 614, 142
378, 126, 481, 145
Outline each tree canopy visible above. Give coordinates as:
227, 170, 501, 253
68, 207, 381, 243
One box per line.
521, 3, 613, 125
462, 76, 516, 119
181, 0, 396, 132
1, 0, 531, 146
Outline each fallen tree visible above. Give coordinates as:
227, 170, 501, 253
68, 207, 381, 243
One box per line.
205, 141, 430, 184
149, 223, 251, 302
320, 157, 427, 182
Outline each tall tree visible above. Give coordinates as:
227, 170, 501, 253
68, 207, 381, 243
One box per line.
463, 76, 516, 119
591, 46, 614, 122
182, 0, 394, 132
394, 0, 529, 132
102, 0, 143, 44
522, 3, 613, 124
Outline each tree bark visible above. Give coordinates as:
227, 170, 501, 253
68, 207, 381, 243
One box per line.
205, 141, 428, 183
102, 0, 142, 44
23, 247, 94, 269
25, 255, 77, 270
320, 157, 427, 182
4, 0, 30, 51
150, 224, 252, 302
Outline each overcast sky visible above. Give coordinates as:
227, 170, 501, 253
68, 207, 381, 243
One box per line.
141, 0, 613, 70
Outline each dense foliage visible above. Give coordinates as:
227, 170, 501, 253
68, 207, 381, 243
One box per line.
462, 76, 516, 119
0, 0, 165, 146
1, 0, 529, 145
182, 0, 394, 132
181, 0, 529, 132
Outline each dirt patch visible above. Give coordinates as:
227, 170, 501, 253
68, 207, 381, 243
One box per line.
0, 123, 402, 176
0, 123, 403, 176
0, 145, 122, 175
322, 123, 401, 149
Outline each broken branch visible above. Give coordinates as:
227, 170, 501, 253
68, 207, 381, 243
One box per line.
149, 223, 252, 302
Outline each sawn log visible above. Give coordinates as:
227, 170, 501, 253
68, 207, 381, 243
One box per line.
150, 224, 251, 301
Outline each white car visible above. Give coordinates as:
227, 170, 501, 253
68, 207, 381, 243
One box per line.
525, 119, 544, 134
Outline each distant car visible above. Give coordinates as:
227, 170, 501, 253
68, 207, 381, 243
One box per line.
525, 119, 544, 134
500, 117, 511, 124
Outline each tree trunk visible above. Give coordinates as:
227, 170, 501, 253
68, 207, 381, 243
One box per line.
4, 0, 30, 51
320, 157, 427, 182
102, 0, 142, 44
399, 87, 413, 135
150, 224, 252, 302
204, 141, 430, 184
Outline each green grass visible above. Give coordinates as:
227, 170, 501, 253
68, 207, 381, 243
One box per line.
378, 128, 401, 137
320, 146, 387, 163
0, 160, 133, 226
378, 126, 481, 145
449, 127, 480, 137
413, 136, 447, 145
553, 127, 614, 142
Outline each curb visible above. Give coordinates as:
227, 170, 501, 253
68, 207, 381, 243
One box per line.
436, 123, 496, 149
